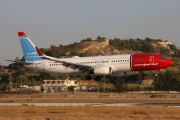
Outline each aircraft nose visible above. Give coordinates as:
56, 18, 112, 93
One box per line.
168, 59, 174, 66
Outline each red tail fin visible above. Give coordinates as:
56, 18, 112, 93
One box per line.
18, 32, 27, 37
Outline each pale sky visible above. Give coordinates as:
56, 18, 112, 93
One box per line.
0, 0, 180, 65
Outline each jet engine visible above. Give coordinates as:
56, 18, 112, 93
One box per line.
94, 66, 112, 75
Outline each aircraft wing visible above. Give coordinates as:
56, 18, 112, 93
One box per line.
62, 61, 93, 72
5, 59, 33, 65
36, 46, 94, 72
42, 55, 94, 72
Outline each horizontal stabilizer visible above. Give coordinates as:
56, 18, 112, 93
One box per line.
5, 59, 33, 65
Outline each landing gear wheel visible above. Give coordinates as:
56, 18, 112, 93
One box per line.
85, 75, 91, 80
95, 76, 101, 81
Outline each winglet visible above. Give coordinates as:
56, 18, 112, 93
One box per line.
18, 32, 27, 37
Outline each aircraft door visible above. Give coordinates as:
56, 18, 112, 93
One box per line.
41, 62, 45, 70
149, 56, 154, 68
94, 59, 104, 66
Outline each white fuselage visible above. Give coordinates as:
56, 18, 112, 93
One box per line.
24, 54, 132, 74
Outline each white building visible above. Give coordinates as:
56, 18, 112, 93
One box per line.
42, 79, 78, 92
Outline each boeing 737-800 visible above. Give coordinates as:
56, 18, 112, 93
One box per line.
7, 32, 174, 79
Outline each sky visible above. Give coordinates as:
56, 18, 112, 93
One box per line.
0, 0, 180, 65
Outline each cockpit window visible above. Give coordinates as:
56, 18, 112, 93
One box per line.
159, 57, 165, 60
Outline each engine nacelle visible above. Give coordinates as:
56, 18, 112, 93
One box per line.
111, 72, 128, 76
94, 66, 112, 75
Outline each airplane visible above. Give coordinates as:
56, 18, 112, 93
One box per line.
7, 32, 174, 80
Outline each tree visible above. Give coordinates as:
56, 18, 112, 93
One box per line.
168, 44, 178, 51
110, 76, 126, 92
39, 72, 52, 81
97, 36, 102, 40
141, 41, 154, 53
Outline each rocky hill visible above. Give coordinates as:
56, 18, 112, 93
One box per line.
41, 37, 178, 58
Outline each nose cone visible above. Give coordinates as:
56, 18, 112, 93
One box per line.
168, 59, 174, 66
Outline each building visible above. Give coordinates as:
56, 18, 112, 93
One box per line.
42, 79, 78, 92
18, 85, 41, 91
76, 80, 99, 92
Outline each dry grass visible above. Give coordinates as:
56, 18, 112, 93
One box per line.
0, 92, 180, 103
0, 106, 180, 120
1, 97, 180, 103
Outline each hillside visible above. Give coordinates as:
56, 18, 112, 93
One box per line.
41, 37, 178, 58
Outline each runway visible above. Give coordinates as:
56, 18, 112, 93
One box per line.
0, 102, 180, 107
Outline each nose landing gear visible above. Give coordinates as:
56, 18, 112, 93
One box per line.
155, 69, 160, 77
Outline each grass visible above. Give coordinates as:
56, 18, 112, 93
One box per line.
0, 106, 180, 120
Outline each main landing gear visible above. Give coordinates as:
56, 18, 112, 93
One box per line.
85, 75, 92, 80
